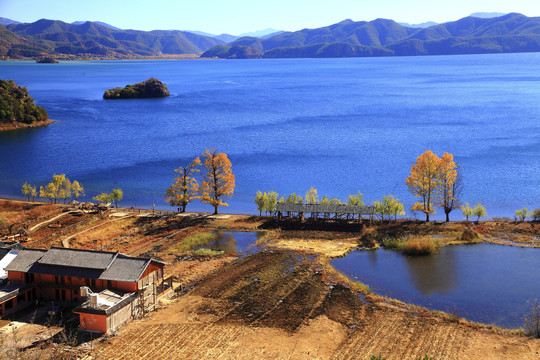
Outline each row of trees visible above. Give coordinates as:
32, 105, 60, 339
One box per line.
461, 202, 487, 221
515, 207, 540, 222
93, 189, 124, 208
22, 175, 124, 208
254, 187, 405, 220
22, 174, 84, 204
165, 148, 235, 215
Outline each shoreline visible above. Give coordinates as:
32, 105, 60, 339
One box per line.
1, 198, 537, 335
0, 119, 55, 132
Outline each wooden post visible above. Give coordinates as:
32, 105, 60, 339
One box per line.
278, 211, 282, 220
300, 212, 304, 222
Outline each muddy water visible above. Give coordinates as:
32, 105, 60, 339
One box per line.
194, 231, 266, 255
331, 243, 540, 328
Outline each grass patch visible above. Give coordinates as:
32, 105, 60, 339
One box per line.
192, 248, 225, 256
382, 235, 439, 255
170, 231, 216, 253
399, 236, 439, 255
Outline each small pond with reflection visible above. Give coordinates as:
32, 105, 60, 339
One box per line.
193, 231, 266, 255
331, 243, 540, 328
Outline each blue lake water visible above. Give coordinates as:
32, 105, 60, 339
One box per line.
0, 54, 539, 218
331, 244, 540, 328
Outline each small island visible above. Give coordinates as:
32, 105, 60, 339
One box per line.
36, 57, 59, 63
103, 78, 170, 99
0, 79, 53, 131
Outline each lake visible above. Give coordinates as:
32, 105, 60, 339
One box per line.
331, 244, 540, 328
1, 54, 539, 218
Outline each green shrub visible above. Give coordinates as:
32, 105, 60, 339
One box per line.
192, 248, 224, 256
460, 229, 481, 243
370, 355, 386, 360
381, 236, 400, 249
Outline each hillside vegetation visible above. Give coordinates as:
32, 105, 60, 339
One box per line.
103, 78, 170, 99
0, 19, 224, 59
203, 13, 540, 58
0, 79, 49, 126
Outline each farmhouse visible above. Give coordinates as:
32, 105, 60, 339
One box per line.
0, 247, 170, 333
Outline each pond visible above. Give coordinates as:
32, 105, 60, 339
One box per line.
331, 243, 540, 328
193, 231, 266, 255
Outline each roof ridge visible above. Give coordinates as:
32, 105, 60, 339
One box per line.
48, 246, 118, 255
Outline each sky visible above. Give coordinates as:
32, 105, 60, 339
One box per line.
1, 0, 539, 35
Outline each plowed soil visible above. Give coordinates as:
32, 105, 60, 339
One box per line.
95, 250, 540, 360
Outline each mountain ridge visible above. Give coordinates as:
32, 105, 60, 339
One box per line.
1, 14, 539, 59
1, 19, 224, 58
203, 13, 540, 59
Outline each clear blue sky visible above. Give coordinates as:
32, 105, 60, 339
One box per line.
1, 0, 539, 35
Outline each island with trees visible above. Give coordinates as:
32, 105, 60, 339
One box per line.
35, 57, 59, 63
103, 78, 170, 99
0, 79, 53, 131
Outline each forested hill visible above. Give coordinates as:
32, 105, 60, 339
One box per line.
0, 79, 49, 127
202, 13, 540, 58
0, 19, 224, 59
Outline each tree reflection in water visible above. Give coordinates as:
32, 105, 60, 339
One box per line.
195, 231, 266, 255
403, 250, 456, 296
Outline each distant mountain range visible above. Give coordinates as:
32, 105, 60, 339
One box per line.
0, 17, 20, 26
202, 13, 540, 59
184, 28, 283, 44
0, 19, 225, 58
397, 21, 438, 29
1, 13, 539, 59
397, 12, 507, 28
71, 21, 122, 31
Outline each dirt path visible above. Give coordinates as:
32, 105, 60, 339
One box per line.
28, 212, 70, 232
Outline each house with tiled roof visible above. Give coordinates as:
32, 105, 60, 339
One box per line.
1, 247, 169, 333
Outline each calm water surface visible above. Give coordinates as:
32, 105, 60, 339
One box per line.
194, 231, 265, 254
0, 54, 539, 217
331, 244, 540, 328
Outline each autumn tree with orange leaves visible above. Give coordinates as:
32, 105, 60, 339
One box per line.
436, 153, 463, 222
406, 150, 441, 222
200, 148, 235, 215
165, 157, 202, 213
406, 150, 463, 222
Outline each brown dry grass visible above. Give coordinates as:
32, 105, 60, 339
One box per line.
270, 238, 359, 257
0, 200, 61, 230
68, 217, 138, 249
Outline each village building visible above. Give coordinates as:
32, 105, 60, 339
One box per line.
0, 247, 171, 333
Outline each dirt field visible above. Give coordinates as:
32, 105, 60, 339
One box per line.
95, 251, 540, 360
